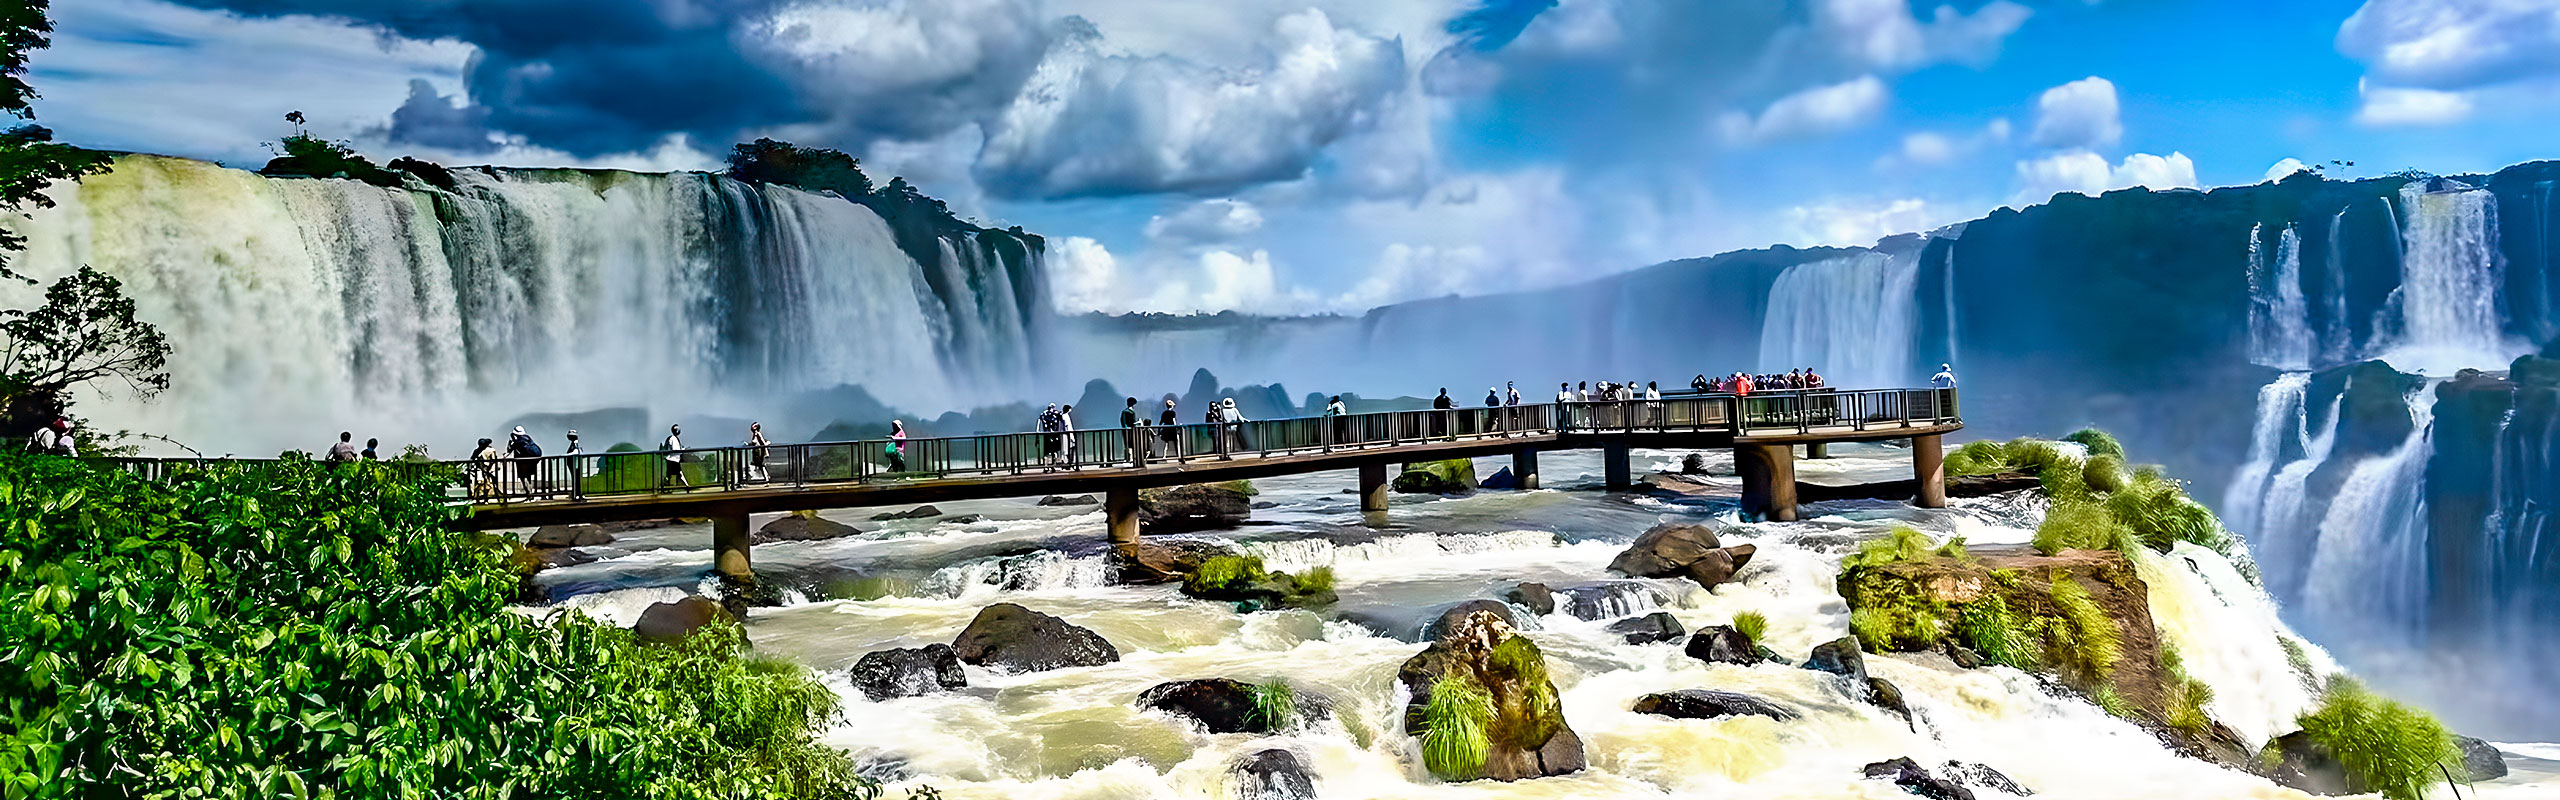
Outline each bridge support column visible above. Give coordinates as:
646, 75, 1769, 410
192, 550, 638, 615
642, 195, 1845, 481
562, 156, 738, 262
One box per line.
1511, 449, 1540, 490
1107, 487, 1142, 558
1359, 463, 1389, 512
712, 511, 753, 582
1736, 443, 1798, 522
1913, 433, 1948, 509
1804, 442, 1829, 459
1603, 441, 1632, 491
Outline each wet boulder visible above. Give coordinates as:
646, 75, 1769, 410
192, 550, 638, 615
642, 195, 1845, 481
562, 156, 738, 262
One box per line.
1681, 453, 1710, 474
949, 603, 1121, 672
1396, 611, 1585, 782
1607, 522, 1757, 589
942, 513, 989, 525
1038, 494, 1100, 506
2256, 731, 2352, 796
1502, 583, 1556, 616
1393, 459, 1480, 494
1607, 612, 1686, 645
1683, 625, 1757, 666
752, 513, 863, 544
528, 524, 614, 548
1138, 481, 1256, 533
1803, 636, 1869, 684
1938, 761, 2030, 796
1479, 466, 1522, 490
1112, 537, 1241, 584
872, 505, 942, 521
2458, 735, 2508, 781
631, 596, 734, 645
1421, 599, 1518, 641
1631, 689, 1797, 722
1138, 678, 1329, 734
1867, 677, 1913, 730
1232, 748, 1319, 800
849, 644, 967, 701
1862, 757, 1976, 800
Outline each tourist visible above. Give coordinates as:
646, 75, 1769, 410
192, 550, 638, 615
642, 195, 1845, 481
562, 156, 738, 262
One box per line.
1735, 372, 1753, 397
1060, 404, 1079, 465
1506, 381, 1521, 406
887, 420, 908, 472
327, 431, 358, 462
1692, 374, 1710, 393
1577, 381, 1590, 402
1645, 381, 1662, 428
361, 437, 380, 461
1158, 397, 1182, 456
661, 424, 687, 488
1221, 398, 1252, 452
27, 417, 74, 456
745, 422, 771, 483
1932, 363, 1958, 388
562, 430, 584, 488
1038, 404, 1062, 468
469, 437, 500, 498
1432, 388, 1454, 439
1805, 368, 1825, 389
1120, 396, 1143, 463
506, 426, 542, 493
1325, 395, 1349, 444
1205, 399, 1228, 459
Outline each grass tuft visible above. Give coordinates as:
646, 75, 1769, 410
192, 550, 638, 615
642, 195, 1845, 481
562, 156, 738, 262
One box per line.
2038, 577, 2122, 682
2290, 678, 2461, 800
2034, 498, 2137, 555
1845, 526, 1938, 570
1248, 681, 1296, 731
1186, 554, 1268, 593
1955, 591, 2039, 670
2082, 453, 2129, 495
2065, 428, 2126, 459
1945, 439, 2012, 477
1295, 565, 1337, 595
2093, 684, 2137, 720
1421, 674, 1494, 781
1730, 610, 1769, 643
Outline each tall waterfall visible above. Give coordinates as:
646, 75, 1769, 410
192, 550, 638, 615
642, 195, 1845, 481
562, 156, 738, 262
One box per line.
2247, 223, 2313, 370
1757, 249, 1921, 387
0, 155, 1046, 454
2301, 383, 2436, 643
2321, 207, 2354, 365
2223, 372, 2342, 603
2377, 182, 2514, 373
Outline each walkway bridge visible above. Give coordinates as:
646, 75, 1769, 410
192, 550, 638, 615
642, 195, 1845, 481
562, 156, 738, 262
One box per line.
112, 387, 1961, 586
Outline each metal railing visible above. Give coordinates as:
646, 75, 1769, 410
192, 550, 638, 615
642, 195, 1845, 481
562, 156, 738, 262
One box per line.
78, 386, 1954, 505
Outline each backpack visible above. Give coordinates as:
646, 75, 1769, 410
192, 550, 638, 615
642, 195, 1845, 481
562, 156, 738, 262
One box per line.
511, 433, 541, 457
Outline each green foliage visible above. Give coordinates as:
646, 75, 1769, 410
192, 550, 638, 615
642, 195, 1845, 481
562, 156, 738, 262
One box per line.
2279, 636, 2324, 695
2065, 428, 2126, 459
1730, 610, 1769, 643
1844, 525, 1938, 570
2033, 498, 2136, 555
1934, 535, 1973, 561
2036, 577, 2122, 682
2291, 678, 2461, 800
262, 129, 398, 188
1484, 636, 1561, 749
2161, 645, 2218, 738
0, 451, 878, 798
1954, 591, 2039, 670
1945, 439, 2013, 476
2, 0, 54, 118
1296, 565, 1337, 595
3, 265, 171, 434
2101, 471, 2232, 554
1184, 554, 1270, 595
2092, 684, 2137, 720
1248, 681, 1295, 731
727, 138, 876, 199
1420, 675, 1494, 781
2004, 438, 2075, 477
2082, 453, 2129, 495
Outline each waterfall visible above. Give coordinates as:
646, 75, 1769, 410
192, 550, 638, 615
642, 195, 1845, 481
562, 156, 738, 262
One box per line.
2301, 382, 2436, 644
2221, 372, 2341, 604
1757, 249, 1922, 387
0, 155, 1046, 453
2375, 182, 2514, 373
2221, 372, 2311, 537
2248, 224, 2313, 370
2483, 394, 2559, 645
2321, 208, 2354, 365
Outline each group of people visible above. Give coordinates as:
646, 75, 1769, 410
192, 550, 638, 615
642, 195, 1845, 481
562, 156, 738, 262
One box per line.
22, 416, 77, 457
1033, 395, 1260, 468
1689, 368, 1826, 396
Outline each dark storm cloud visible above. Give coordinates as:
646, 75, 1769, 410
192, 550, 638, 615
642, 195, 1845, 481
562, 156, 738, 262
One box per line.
384, 78, 497, 152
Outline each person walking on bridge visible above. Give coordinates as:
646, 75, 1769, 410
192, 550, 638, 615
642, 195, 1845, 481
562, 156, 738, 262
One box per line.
1158, 397, 1182, 457
1431, 388, 1455, 439
661, 424, 688, 488
745, 422, 771, 483
887, 420, 909, 472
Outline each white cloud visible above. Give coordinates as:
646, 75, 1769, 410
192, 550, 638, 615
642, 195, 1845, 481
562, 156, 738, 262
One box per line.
2265, 157, 2313, 182
1899, 132, 1957, 165
1777, 197, 1955, 247
1880, 117, 2010, 169
2354, 80, 2476, 125
1334, 243, 1490, 311
1719, 75, 1890, 144
1195, 249, 1295, 313
1145, 199, 1266, 244
2014, 149, 2197, 202
1815, 0, 2035, 70
2029, 76, 2123, 149
2337, 0, 2560, 90
1048, 236, 1122, 313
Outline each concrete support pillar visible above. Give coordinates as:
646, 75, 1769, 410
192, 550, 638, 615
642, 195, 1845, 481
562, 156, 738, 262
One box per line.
1359, 463, 1389, 513
1603, 441, 1632, 491
1735, 443, 1799, 522
1913, 434, 1948, 509
1804, 442, 1829, 459
1512, 449, 1541, 490
1107, 486, 1142, 558
712, 510, 753, 582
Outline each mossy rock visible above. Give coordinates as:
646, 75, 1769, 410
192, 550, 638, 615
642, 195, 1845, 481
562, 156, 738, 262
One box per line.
1396, 612, 1585, 781
1138, 481, 1257, 533
1179, 554, 1336, 610
1393, 459, 1479, 494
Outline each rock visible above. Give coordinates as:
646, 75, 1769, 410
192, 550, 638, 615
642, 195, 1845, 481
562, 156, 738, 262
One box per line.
1138, 678, 1329, 734
1938, 761, 2030, 796
528, 523, 614, 548
1607, 612, 1686, 645
631, 596, 733, 645
1630, 689, 1797, 722
1681, 453, 1709, 474
1112, 538, 1241, 584
1683, 625, 1758, 666
1752, 644, 1790, 665
1232, 748, 1318, 800
2458, 735, 2508, 782
753, 513, 863, 544
1251, 501, 1279, 509
1867, 677, 1913, 730
1395, 611, 1585, 781
2257, 731, 2352, 796
1393, 459, 1479, 494
949, 603, 1121, 673
1608, 522, 1757, 589
849, 644, 967, 701
873, 505, 942, 521
1137, 481, 1256, 533
1862, 757, 1977, 800
1037, 494, 1099, 506
1803, 636, 1869, 684
1946, 642, 1985, 669
597, 518, 685, 533
1502, 583, 1556, 616
1795, 473, 2043, 503
1479, 467, 1522, 490
1422, 599, 1518, 641
942, 513, 989, 525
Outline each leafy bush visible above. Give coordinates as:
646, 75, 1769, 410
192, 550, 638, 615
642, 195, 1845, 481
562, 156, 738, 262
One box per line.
1421, 675, 1494, 781
2290, 678, 2460, 800
0, 452, 877, 798
2065, 428, 2126, 459
1730, 610, 1769, 643
2033, 498, 2135, 555
262, 132, 398, 187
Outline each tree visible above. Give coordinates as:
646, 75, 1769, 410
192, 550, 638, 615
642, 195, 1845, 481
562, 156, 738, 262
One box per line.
0, 0, 110, 283
1, 266, 170, 435
725, 137, 875, 199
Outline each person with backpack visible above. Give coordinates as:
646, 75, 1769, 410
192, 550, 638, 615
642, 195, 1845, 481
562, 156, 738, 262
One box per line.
507, 426, 542, 494
327, 431, 358, 462
28, 417, 75, 457
661, 424, 688, 488
361, 438, 380, 461
1204, 399, 1229, 459
886, 420, 908, 473
1325, 395, 1349, 445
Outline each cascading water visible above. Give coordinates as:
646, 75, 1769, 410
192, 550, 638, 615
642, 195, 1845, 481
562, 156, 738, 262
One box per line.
1757, 249, 1922, 387
0, 155, 1046, 453
2375, 182, 2516, 373
2247, 224, 2313, 370
2222, 372, 2341, 603
2322, 208, 2355, 365
2221, 372, 2310, 538
2302, 383, 2436, 644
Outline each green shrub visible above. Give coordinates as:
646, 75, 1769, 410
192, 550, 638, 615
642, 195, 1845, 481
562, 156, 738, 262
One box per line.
1185, 554, 1270, 594
1249, 681, 1295, 731
1934, 535, 1974, 561
2065, 428, 2126, 459
2004, 438, 2075, 476
1844, 525, 1937, 569
1944, 440, 2012, 476
0, 451, 877, 798
1955, 592, 2039, 670
2291, 678, 2461, 800
2082, 453, 2129, 494
1731, 610, 1769, 643
1296, 565, 1337, 595
1421, 674, 1494, 781
2034, 498, 2136, 555
2037, 577, 2122, 682
262, 132, 399, 187
2093, 684, 2137, 720
2279, 636, 2324, 695
1484, 637, 1562, 748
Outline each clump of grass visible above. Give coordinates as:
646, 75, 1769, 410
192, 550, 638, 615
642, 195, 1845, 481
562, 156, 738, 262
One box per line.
2036, 577, 2122, 682
2290, 678, 2461, 800
1730, 610, 1769, 643
1844, 525, 1938, 569
2092, 684, 2138, 720
1946, 440, 2014, 476
2004, 438, 2076, 476
1421, 674, 1495, 780
2065, 428, 2126, 459
1849, 599, 1948, 653
2161, 645, 2218, 738
1484, 636, 1562, 748
2082, 453, 2129, 495
1186, 554, 1268, 593
1296, 565, 1337, 595
2033, 498, 2137, 555
1955, 591, 2039, 670
2279, 636, 2323, 695
1934, 535, 1974, 561
1249, 681, 1296, 730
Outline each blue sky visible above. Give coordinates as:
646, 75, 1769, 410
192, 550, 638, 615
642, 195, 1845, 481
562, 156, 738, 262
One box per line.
32, 0, 2560, 314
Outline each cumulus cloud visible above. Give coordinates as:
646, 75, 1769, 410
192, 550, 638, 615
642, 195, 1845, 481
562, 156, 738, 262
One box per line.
1047, 236, 1122, 313
384, 79, 499, 153
1878, 117, 2010, 169
1814, 0, 2034, 70
1718, 75, 1889, 144
2354, 80, 2475, 125
1777, 197, 1954, 247
2014, 149, 2197, 203
2265, 158, 2313, 182
2337, 0, 2560, 90
2029, 76, 2122, 149
1146, 199, 1266, 244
